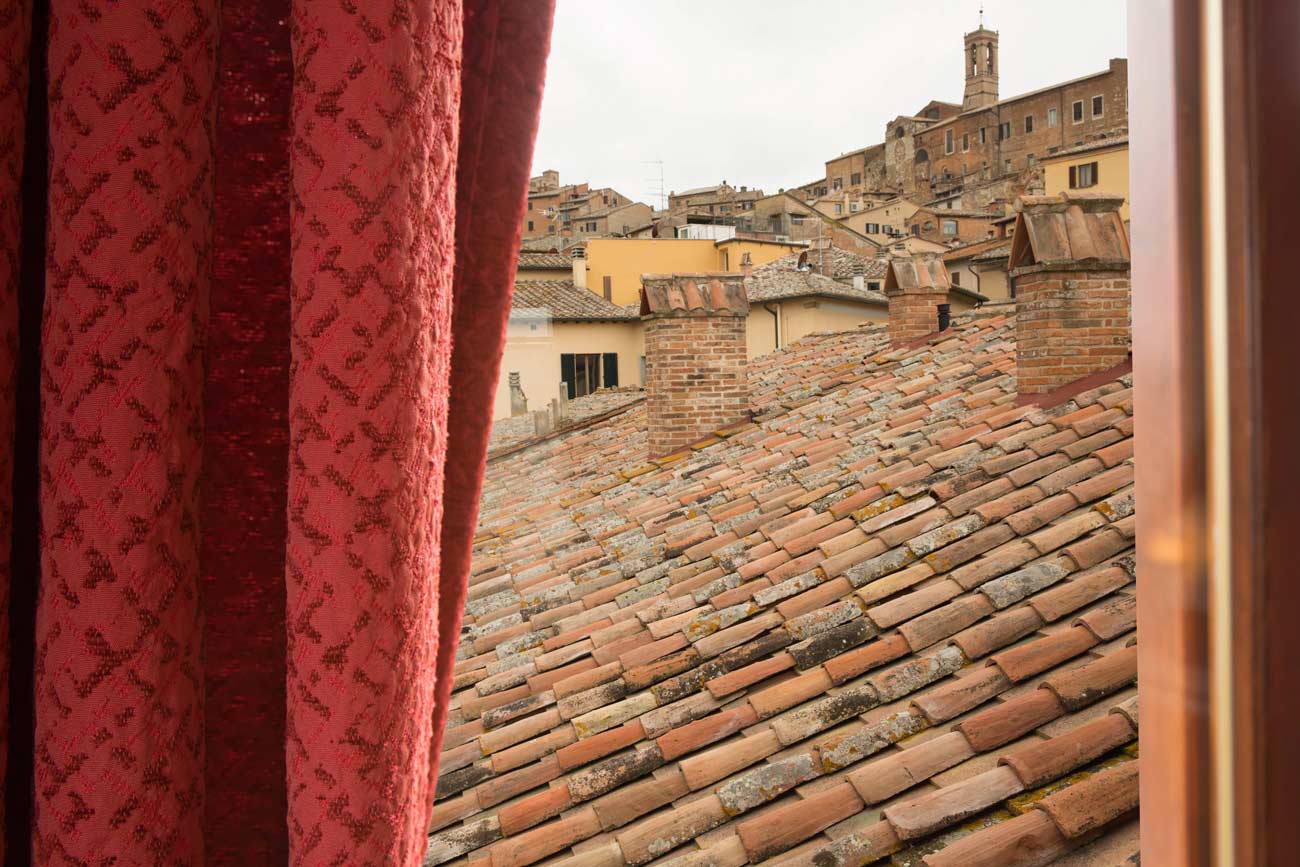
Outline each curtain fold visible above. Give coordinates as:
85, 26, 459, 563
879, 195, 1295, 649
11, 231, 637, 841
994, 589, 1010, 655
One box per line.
0, 1, 31, 860
0, 0, 553, 863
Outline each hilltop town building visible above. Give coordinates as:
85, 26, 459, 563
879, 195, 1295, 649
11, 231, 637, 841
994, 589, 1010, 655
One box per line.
821, 22, 1128, 211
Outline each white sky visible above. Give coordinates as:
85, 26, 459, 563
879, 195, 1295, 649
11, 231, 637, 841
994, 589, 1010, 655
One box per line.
531, 0, 1129, 207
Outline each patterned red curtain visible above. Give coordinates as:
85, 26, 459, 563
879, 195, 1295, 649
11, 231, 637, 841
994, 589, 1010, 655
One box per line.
0, 1, 554, 864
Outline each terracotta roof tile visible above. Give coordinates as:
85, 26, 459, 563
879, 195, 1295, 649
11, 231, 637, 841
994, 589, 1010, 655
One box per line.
1032, 759, 1139, 838
428, 310, 1143, 866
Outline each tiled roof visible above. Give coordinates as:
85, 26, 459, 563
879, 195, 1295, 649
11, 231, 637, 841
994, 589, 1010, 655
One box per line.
1044, 135, 1129, 160
430, 311, 1138, 867
943, 238, 1012, 264
743, 264, 888, 307
512, 280, 639, 321
518, 251, 572, 270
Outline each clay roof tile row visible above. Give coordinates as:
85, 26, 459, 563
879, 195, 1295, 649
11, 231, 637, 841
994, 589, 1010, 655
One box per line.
427, 309, 1139, 867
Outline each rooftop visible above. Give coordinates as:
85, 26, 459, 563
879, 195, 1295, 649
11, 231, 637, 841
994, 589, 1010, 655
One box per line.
1043, 135, 1131, 160
429, 311, 1139, 867
511, 280, 639, 322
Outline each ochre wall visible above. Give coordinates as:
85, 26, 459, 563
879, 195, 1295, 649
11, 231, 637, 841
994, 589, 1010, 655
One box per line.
495, 319, 644, 420
1043, 144, 1130, 221
583, 238, 804, 306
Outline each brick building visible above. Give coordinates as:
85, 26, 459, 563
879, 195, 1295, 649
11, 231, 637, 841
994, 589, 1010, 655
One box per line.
817, 21, 1128, 213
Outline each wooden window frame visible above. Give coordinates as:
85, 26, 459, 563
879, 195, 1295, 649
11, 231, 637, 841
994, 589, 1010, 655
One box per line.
1133, 0, 1300, 865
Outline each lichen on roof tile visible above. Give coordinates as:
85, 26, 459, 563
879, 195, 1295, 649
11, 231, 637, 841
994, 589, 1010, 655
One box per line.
427, 309, 1141, 867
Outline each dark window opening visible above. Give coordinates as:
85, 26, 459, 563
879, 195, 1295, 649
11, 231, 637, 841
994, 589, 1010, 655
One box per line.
1069, 161, 1100, 188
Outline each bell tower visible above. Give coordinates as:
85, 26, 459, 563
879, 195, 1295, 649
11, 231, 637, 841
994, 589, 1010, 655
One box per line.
962, 16, 999, 111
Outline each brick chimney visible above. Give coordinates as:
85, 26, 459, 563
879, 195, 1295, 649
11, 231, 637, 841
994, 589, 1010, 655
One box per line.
640, 274, 749, 456
1008, 192, 1131, 394
883, 254, 952, 345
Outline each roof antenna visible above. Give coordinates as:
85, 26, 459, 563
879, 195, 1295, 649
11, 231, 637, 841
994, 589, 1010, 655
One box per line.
978, 2, 984, 27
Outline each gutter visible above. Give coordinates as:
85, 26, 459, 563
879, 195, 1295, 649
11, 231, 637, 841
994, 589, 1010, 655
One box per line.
764, 302, 781, 350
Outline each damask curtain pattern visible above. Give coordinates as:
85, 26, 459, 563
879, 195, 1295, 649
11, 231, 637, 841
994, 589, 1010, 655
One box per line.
0, 1, 554, 864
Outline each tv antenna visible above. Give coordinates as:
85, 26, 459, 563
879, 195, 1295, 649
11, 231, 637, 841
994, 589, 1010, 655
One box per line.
643, 159, 667, 210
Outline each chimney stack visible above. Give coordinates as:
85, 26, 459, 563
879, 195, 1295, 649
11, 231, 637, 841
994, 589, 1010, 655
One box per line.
640, 274, 749, 457
1008, 192, 1131, 394
571, 245, 587, 290
852, 262, 866, 291
739, 251, 753, 279
883, 254, 952, 345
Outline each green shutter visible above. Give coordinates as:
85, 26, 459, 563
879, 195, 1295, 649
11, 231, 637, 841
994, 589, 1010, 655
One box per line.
1069, 165, 1077, 188
560, 354, 576, 399
602, 353, 619, 388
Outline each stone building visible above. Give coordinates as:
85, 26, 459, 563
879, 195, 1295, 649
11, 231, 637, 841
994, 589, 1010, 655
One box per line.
819, 20, 1128, 212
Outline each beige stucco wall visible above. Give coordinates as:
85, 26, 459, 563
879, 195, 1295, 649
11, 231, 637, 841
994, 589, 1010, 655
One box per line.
495, 318, 644, 420
515, 267, 571, 282
745, 298, 886, 357
947, 260, 1010, 301
1042, 144, 1130, 221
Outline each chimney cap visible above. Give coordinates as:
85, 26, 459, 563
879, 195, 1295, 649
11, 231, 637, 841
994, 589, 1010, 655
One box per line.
571, 245, 587, 259
639, 274, 749, 318
884, 253, 952, 295
1009, 191, 1130, 272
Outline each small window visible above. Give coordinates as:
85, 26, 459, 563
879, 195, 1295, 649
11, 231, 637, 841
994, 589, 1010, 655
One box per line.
851, 172, 862, 185
866, 222, 879, 234
527, 220, 534, 231
1004, 159, 1012, 173
951, 271, 961, 286
1092, 95, 1104, 118
895, 126, 906, 139
962, 133, 970, 152
1024, 114, 1034, 134
979, 127, 987, 144
1048, 107, 1059, 127
1027, 154, 1037, 167
602, 275, 612, 301
1069, 161, 1100, 188
868, 281, 881, 291
1073, 100, 1085, 123
833, 178, 843, 190
999, 122, 1011, 140
911, 224, 920, 236
945, 129, 954, 154
941, 219, 958, 236
924, 220, 935, 231
835, 203, 843, 214
850, 202, 860, 212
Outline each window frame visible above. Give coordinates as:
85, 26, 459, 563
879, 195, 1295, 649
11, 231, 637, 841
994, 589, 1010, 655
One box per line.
1092, 94, 1105, 118
1072, 99, 1085, 123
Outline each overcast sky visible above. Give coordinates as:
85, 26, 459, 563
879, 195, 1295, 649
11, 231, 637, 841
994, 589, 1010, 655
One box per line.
531, 0, 1129, 207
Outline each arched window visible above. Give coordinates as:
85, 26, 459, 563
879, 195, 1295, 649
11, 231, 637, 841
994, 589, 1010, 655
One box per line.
895, 126, 905, 139
915, 148, 929, 163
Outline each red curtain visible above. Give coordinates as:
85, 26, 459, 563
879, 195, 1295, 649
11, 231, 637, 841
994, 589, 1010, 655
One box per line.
0, 0, 554, 863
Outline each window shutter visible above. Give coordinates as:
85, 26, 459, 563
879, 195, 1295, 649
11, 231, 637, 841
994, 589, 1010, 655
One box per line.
602, 353, 619, 388
1090, 161, 1100, 184
602, 275, 612, 300
1069, 165, 1078, 188
560, 354, 576, 399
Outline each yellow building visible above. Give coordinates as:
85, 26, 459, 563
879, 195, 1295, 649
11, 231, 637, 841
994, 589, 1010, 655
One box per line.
837, 197, 922, 243
496, 281, 641, 421
1041, 136, 1129, 221
578, 237, 806, 306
